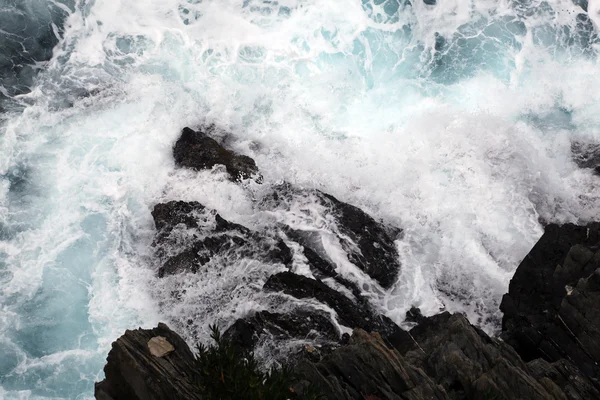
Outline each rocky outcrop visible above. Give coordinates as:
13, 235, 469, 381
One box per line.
399, 312, 598, 400
173, 127, 260, 181
95, 323, 201, 400
293, 328, 449, 400
96, 312, 600, 400
501, 223, 600, 389
294, 312, 599, 400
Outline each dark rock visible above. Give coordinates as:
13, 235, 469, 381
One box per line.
223, 310, 339, 351
527, 358, 600, 400
96, 316, 600, 400
405, 307, 425, 324
573, 0, 588, 12
301, 245, 337, 279
0, 1, 70, 108
151, 201, 206, 242
293, 329, 450, 400
151, 201, 292, 277
261, 183, 402, 288
319, 191, 401, 288
571, 141, 600, 173
298, 244, 372, 308
423, 0, 436, 5
501, 222, 600, 389
398, 312, 569, 399
173, 127, 260, 181
263, 271, 410, 348
95, 323, 201, 400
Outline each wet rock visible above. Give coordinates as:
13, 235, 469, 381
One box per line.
405, 307, 425, 324
151, 201, 292, 277
297, 243, 372, 307
174, 127, 260, 181
0, 1, 69, 105
261, 183, 402, 288
571, 141, 600, 174
501, 222, 600, 389
573, 0, 588, 12
263, 271, 410, 347
319, 191, 401, 288
300, 245, 338, 279
95, 323, 201, 400
223, 310, 339, 351
152, 200, 206, 242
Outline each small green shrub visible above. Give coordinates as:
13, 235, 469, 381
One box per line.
194, 325, 319, 400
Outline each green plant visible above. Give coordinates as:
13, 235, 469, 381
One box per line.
194, 325, 320, 400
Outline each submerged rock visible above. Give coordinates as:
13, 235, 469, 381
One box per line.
174, 126, 260, 181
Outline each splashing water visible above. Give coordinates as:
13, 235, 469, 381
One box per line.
1, 0, 600, 397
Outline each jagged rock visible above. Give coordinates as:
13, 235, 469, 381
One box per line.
300, 245, 337, 279
151, 200, 292, 277
263, 271, 409, 348
174, 127, 260, 181
96, 316, 600, 400
293, 329, 450, 400
95, 323, 201, 400
527, 358, 600, 400
298, 244, 372, 308
261, 183, 402, 288
223, 310, 339, 351
501, 222, 600, 390
152, 200, 206, 232
396, 312, 595, 400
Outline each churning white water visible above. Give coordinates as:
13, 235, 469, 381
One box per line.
1, 0, 599, 397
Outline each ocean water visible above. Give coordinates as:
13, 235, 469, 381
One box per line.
1, 0, 600, 398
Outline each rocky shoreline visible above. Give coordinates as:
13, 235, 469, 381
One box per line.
95, 127, 600, 399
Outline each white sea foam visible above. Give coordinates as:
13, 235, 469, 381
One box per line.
0, 0, 599, 397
